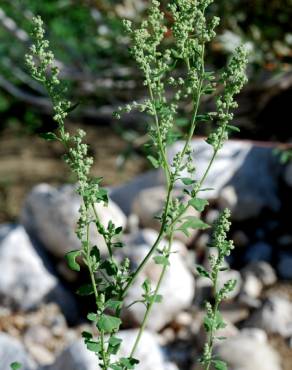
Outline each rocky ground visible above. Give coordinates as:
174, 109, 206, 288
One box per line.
0, 135, 292, 370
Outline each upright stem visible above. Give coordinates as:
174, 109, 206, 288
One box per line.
130, 231, 174, 358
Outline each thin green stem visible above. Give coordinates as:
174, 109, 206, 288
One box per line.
121, 182, 174, 298
85, 222, 108, 370
129, 231, 174, 358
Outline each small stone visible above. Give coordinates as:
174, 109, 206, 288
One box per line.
241, 273, 263, 299
204, 209, 219, 225
0, 225, 63, 311
245, 294, 292, 338
214, 332, 282, 370
240, 328, 268, 343
218, 185, 264, 221
241, 262, 277, 287
0, 333, 35, 370
26, 343, 54, 366
21, 184, 126, 258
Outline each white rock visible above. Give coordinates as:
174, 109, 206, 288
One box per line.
0, 333, 35, 370
110, 171, 164, 215
240, 328, 268, 343
214, 332, 282, 370
218, 185, 264, 221
120, 229, 195, 331
0, 225, 55, 310
168, 140, 281, 216
241, 262, 277, 287
132, 186, 200, 244
21, 184, 126, 258
241, 273, 263, 299
245, 294, 292, 337
45, 330, 178, 370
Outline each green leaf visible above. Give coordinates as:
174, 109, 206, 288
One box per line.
203, 316, 213, 332
110, 365, 123, 370
10, 363, 22, 370
142, 278, 151, 293
147, 155, 159, 168
178, 216, 210, 237
81, 331, 93, 340
97, 314, 122, 333
90, 246, 100, 262
105, 300, 123, 311
115, 226, 123, 235
153, 255, 170, 266
181, 177, 195, 186
100, 260, 118, 276
87, 312, 98, 322
108, 336, 122, 355
76, 283, 94, 296
119, 357, 139, 369
39, 132, 58, 141
188, 198, 209, 212
65, 250, 81, 271
86, 340, 101, 353
197, 265, 210, 279
227, 124, 240, 132
152, 294, 163, 303
214, 312, 227, 330
213, 360, 228, 370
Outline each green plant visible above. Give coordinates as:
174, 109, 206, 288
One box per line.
24, 1, 248, 369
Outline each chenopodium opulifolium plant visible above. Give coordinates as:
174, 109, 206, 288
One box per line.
25, 1, 248, 369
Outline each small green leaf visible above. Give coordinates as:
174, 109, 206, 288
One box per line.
76, 284, 94, 296
197, 265, 210, 279
214, 312, 227, 330
188, 198, 209, 212
87, 312, 98, 322
10, 363, 22, 370
81, 331, 93, 340
108, 336, 122, 355
115, 226, 123, 235
100, 260, 118, 276
40, 132, 58, 141
178, 216, 210, 237
213, 359, 228, 370
119, 357, 139, 369
105, 300, 123, 311
90, 246, 100, 262
86, 340, 101, 352
147, 155, 159, 168
181, 177, 195, 185
97, 314, 122, 333
65, 250, 81, 271
203, 316, 213, 332
227, 124, 240, 132
153, 255, 170, 266
142, 279, 151, 293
